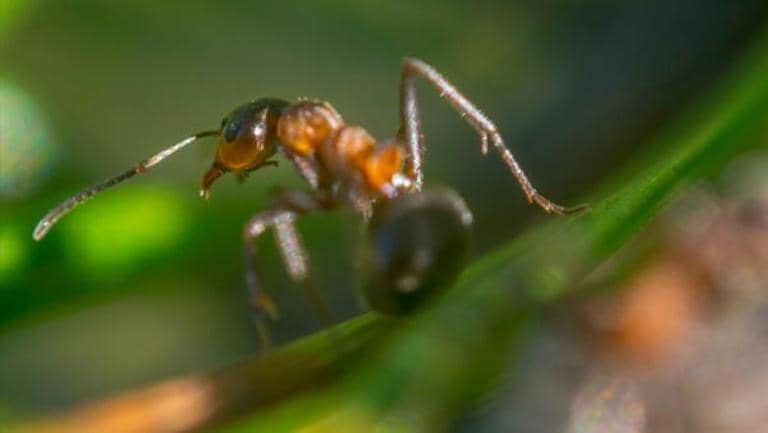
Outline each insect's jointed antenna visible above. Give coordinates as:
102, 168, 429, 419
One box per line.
32, 130, 219, 241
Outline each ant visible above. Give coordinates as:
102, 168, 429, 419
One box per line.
34, 58, 580, 341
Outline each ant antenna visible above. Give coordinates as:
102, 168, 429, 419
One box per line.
33, 130, 219, 241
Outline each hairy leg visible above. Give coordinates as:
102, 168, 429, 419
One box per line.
399, 57, 581, 214
242, 209, 292, 348
242, 191, 336, 347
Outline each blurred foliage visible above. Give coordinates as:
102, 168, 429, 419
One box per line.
0, 79, 58, 198
1, 1, 768, 431
0, 223, 27, 283
59, 186, 188, 275
0, 0, 34, 41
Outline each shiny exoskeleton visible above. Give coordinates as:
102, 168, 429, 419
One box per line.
362, 189, 473, 315
34, 58, 580, 338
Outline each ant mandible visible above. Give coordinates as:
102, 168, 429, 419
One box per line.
34, 58, 580, 335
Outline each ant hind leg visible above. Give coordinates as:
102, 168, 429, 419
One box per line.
398, 57, 583, 214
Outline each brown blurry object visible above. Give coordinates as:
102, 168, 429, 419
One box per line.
582, 173, 768, 366
10, 315, 384, 433
583, 252, 709, 365
18, 378, 216, 433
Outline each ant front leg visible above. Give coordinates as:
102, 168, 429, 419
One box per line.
399, 57, 582, 214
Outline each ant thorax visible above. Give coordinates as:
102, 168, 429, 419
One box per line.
277, 101, 405, 199
277, 100, 344, 157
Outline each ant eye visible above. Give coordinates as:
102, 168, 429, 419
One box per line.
224, 119, 240, 143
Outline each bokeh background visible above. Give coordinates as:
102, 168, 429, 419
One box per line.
1, 1, 768, 431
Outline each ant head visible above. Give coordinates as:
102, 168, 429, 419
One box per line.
33, 99, 291, 240
201, 98, 289, 198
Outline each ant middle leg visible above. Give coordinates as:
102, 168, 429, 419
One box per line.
242, 191, 336, 347
271, 212, 335, 325
242, 209, 294, 348
398, 57, 582, 214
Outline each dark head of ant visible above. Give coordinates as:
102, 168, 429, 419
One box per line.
201, 98, 290, 199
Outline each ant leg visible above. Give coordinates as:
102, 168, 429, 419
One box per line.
277, 146, 322, 189
272, 215, 335, 325
271, 189, 338, 324
398, 62, 424, 190
242, 192, 336, 345
399, 57, 582, 214
286, 153, 320, 189
242, 209, 289, 349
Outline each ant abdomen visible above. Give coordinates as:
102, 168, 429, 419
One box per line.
361, 189, 473, 315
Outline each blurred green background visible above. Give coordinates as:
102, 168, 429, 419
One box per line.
1, 0, 767, 422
